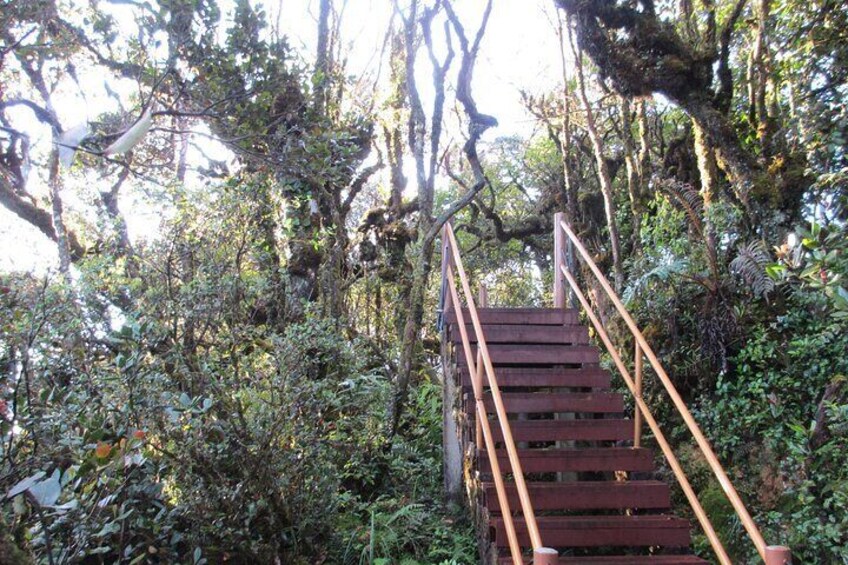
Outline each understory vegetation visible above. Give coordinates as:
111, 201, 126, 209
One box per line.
2, 0, 847, 563
1, 264, 475, 564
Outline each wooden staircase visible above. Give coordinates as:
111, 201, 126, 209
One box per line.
439, 217, 790, 565
446, 307, 708, 564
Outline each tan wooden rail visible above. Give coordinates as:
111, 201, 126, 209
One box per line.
552, 213, 793, 565
441, 222, 558, 565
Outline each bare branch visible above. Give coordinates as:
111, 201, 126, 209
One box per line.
342, 158, 384, 214
427, 0, 498, 244
0, 99, 60, 130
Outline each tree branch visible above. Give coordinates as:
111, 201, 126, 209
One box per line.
427, 0, 499, 246
0, 174, 85, 261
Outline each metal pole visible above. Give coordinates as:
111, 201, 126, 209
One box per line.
438, 224, 453, 332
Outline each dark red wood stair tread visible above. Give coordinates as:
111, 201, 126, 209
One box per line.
460, 366, 611, 389
483, 481, 671, 511
476, 391, 624, 413
493, 419, 634, 442
490, 515, 693, 548
555, 557, 708, 564
498, 555, 708, 564
449, 323, 589, 344
457, 344, 600, 365
446, 308, 579, 325
478, 447, 656, 473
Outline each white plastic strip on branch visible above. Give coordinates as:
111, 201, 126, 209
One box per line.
104, 105, 153, 156
58, 122, 90, 168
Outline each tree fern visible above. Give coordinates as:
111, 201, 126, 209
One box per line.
730, 240, 775, 298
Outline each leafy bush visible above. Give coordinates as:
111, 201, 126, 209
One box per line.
0, 273, 473, 564
697, 277, 848, 562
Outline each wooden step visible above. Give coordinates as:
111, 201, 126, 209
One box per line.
499, 555, 708, 564
479, 448, 655, 474
446, 308, 578, 325
491, 515, 693, 548
470, 392, 623, 414
450, 324, 589, 344
457, 344, 600, 366
484, 481, 671, 512
555, 557, 707, 565
491, 419, 633, 443
460, 367, 611, 389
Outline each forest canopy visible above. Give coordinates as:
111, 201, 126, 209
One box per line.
1, 0, 846, 563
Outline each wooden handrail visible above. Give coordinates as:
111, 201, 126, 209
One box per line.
560, 265, 731, 564
446, 268, 522, 564
441, 222, 555, 563
476, 286, 488, 450
555, 216, 783, 563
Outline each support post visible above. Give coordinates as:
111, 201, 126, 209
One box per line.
440, 224, 462, 506
553, 212, 566, 308
566, 238, 576, 308
533, 547, 558, 565
765, 546, 792, 565
440, 224, 454, 322
478, 284, 488, 307
634, 341, 643, 448
441, 336, 462, 506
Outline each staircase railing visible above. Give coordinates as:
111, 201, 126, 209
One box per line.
440, 221, 558, 565
552, 212, 792, 565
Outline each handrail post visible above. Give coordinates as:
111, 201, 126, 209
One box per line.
765, 546, 792, 564
553, 212, 566, 308
633, 341, 643, 448
533, 547, 558, 565
440, 222, 463, 507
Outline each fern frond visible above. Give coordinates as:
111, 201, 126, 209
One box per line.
658, 180, 704, 236
623, 257, 690, 303
730, 239, 775, 298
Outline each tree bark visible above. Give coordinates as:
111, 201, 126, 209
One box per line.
637, 100, 651, 202
390, 0, 494, 437
555, 0, 763, 205
314, 0, 332, 117
47, 150, 72, 279
556, 12, 578, 223
569, 26, 624, 290
0, 175, 85, 262
692, 120, 720, 290
99, 167, 139, 281
620, 96, 641, 252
